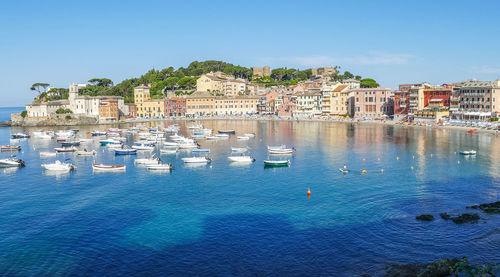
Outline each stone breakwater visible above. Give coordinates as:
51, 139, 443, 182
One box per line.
10, 113, 98, 127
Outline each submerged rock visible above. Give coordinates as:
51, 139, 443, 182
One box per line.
416, 214, 434, 221
467, 201, 500, 214
384, 257, 460, 277
440, 213, 480, 224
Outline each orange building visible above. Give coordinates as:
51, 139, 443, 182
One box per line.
99, 98, 119, 120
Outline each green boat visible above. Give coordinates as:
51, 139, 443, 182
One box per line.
263, 160, 290, 167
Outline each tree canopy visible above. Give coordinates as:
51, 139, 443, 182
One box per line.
30, 83, 50, 95
88, 78, 113, 87
360, 78, 380, 88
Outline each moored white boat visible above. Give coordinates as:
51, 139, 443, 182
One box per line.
92, 163, 126, 172
268, 148, 294, 155
243, 133, 255, 138
0, 145, 21, 151
0, 157, 25, 168
206, 136, 217, 140
237, 136, 250, 140
75, 149, 97, 156
54, 147, 77, 153
182, 157, 211, 164
263, 160, 290, 167
41, 160, 76, 172
132, 143, 155, 150
192, 148, 210, 153
134, 156, 161, 166
228, 155, 255, 163
460, 150, 477, 155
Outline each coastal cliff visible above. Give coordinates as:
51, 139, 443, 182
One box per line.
10, 113, 99, 127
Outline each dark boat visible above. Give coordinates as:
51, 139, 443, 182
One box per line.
218, 130, 235, 134
61, 141, 81, 147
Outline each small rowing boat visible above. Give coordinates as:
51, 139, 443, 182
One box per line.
0, 145, 21, 151
54, 147, 77, 153
92, 163, 126, 172
237, 136, 250, 140
263, 160, 290, 167
218, 130, 235, 134
75, 149, 97, 156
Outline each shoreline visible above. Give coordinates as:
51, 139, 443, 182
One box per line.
5, 115, 500, 136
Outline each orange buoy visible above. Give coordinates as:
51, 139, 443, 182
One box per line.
307, 188, 311, 198
362, 158, 366, 163
362, 170, 367, 174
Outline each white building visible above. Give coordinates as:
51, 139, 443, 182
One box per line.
26, 83, 128, 119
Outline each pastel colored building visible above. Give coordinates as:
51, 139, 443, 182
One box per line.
293, 91, 323, 118
99, 98, 119, 120
352, 88, 393, 118
276, 93, 295, 117
126, 103, 136, 118
165, 97, 186, 117
214, 96, 259, 115
185, 91, 215, 116
453, 80, 500, 120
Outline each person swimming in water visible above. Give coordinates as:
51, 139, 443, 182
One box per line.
343, 164, 347, 169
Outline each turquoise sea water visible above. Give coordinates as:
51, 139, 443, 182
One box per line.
0, 120, 499, 276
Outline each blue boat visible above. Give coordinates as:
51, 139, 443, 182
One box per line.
192, 148, 210, 153
114, 147, 137, 155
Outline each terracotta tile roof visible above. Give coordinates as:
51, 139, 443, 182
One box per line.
333, 85, 348, 92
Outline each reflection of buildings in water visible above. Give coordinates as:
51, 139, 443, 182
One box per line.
487, 135, 500, 178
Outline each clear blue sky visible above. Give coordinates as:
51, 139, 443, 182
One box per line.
2, 0, 500, 107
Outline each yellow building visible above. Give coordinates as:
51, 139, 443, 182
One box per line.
330, 85, 351, 116
142, 99, 165, 118
134, 85, 150, 117
99, 98, 119, 120
186, 91, 215, 116
214, 96, 259, 115
196, 72, 247, 95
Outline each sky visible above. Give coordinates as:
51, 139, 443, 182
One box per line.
1, 0, 500, 107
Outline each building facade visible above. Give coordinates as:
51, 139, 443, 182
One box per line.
214, 96, 259, 115
185, 91, 215, 116
99, 98, 119, 120
352, 88, 393, 118
453, 80, 500, 120
165, 97, 186, 117
293, 92, 323, 118
252, 66, 271, 78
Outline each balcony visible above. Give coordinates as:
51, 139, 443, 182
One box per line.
409, 93, 419, 97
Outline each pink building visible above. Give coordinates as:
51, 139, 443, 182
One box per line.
277, 93, 295, 117
352, 88, 393, 119
258, 90, 281, 114
164, 97, 186, 117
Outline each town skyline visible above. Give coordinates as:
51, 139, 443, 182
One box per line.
2, 0, 500, 106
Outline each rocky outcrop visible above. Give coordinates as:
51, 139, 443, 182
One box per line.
439, 213, 480, 224
384, 257, 460, 277
11, 113, 98, 127
415, 214, 434, 221
467, 201, 500, 214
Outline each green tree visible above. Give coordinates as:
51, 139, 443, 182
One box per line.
88, 78, 113, 87
343, 71, 354, 79
177, 76, 197, 89
360, 78, 379, 88
30, 83, 50, 96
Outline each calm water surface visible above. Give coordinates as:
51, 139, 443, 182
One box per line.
0, 107, 23, 121
0, 120, 499, 276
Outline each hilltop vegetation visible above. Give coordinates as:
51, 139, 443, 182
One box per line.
30, 60, 377, 103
